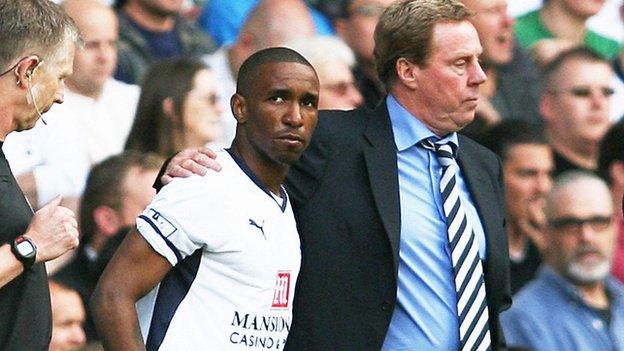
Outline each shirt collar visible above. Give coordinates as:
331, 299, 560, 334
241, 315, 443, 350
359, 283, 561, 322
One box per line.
386, 94, 458, 152
540, 265, 624, 305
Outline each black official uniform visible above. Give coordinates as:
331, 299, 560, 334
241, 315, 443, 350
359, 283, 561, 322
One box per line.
0, 142, 51, 350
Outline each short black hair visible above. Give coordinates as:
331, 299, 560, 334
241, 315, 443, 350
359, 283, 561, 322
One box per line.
541, 46, 607, 92
236, 47, 315, 97
114, 0, 127, 9
479, 120, 547, 162
598, 121, 624, 185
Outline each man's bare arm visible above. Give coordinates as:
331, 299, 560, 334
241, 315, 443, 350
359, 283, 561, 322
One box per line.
91, 229, 172, 351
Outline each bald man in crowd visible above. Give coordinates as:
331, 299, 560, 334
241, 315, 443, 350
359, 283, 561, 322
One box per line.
502, 171, 624, 350
204, 0, 317, 148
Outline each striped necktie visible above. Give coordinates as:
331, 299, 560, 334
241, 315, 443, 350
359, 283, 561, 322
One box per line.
420, 139, 492, 351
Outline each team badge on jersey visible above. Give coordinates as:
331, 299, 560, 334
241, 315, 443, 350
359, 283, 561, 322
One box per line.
147, 209, 177, 237
271, 271, 291, 309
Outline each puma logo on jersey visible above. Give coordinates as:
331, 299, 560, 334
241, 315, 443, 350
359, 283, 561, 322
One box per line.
249, 219, 266, 239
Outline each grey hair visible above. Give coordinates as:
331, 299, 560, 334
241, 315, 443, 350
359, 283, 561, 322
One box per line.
544, 170, 611, 221
0, 0, 81, 71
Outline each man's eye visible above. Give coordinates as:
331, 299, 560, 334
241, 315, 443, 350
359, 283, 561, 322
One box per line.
270, 96, 284, 103
302, 99, 317, 108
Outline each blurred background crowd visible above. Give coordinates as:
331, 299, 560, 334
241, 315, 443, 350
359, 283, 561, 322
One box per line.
5, 0, 624, 349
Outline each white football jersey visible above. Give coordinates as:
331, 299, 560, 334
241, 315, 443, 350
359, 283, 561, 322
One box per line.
135, 150, 301, 350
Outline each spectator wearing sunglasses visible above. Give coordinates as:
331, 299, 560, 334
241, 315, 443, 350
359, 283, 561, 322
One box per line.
540, 47, 614, 177
501, 170, 624, 351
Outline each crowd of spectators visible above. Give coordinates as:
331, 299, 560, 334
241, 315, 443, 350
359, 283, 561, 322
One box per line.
2, 0, 624, 349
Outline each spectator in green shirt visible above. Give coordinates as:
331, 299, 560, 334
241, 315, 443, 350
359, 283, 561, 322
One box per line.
514, 0, 620, 60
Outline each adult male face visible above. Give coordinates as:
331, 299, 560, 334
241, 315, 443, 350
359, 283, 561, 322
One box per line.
13, 45, 75, 132
335, 0, 395, 64
49, 285, 86, 351
546, 176, 615, 285
504, 143, 554, 227
118, 166, 158, 227
0, 0, 80, 138
64, 0, 118, 99
542, 57, 613, 147
232, 61, 319, 166
462, 0, 515, 66
403, 20, 486, 136
317, 62, 363, 110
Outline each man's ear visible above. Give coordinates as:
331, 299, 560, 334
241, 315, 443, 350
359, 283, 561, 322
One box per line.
14, 55, 42, 88
395, 57, 419, 90
93, 205, 122, 237
610, 161, 624, 188
539, 94, 554, 123
162, 97, 176, 120
231, 93, 247, 124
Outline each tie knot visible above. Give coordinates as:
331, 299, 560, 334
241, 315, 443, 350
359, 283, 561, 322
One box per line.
419, 139, 456, 167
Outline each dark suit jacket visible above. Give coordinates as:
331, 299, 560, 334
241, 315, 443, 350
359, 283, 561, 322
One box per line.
284, 101, 512, 350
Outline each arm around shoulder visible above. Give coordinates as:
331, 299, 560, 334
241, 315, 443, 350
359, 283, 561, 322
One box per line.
91, 229, 172, 351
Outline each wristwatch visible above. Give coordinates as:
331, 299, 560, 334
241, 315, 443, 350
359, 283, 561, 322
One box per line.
11, 235, 37, 268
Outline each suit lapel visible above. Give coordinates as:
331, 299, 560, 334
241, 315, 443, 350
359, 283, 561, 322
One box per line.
363, 102, 402, 273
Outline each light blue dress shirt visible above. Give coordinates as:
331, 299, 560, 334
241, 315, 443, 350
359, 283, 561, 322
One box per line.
381, 95, 488, 350
501, 266, 624, 351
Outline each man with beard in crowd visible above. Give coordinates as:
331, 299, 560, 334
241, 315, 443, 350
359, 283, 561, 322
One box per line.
502, 171, 624, 350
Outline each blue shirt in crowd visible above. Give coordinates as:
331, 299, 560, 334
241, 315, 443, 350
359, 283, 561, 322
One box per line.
501, 266, 624, 351
127, 18, 182, 59
381, 95, 488, 350
198, 0, 334, 47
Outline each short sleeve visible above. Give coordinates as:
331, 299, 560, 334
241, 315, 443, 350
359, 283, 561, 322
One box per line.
136, 174, 221, 266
